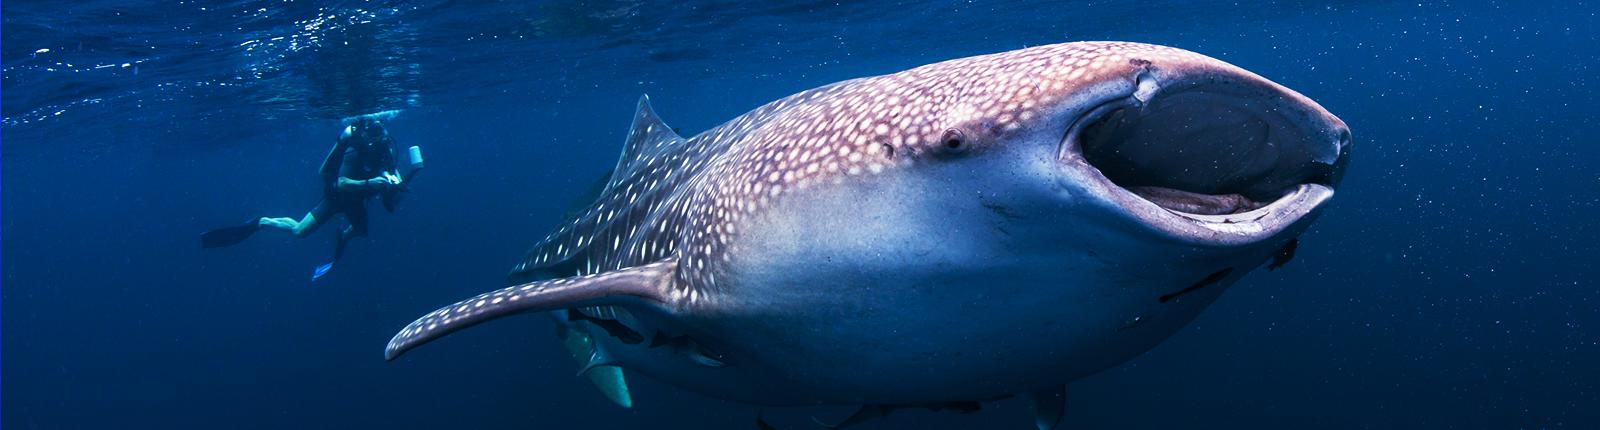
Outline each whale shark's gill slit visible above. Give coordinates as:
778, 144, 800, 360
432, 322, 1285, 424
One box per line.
1158, 268, 1233, 303
650, 332, 727, 367
567, 309, 645, 344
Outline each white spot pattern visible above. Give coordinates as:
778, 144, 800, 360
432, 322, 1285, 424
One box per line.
505, 42, 1213, 301
386, 261, 676, 359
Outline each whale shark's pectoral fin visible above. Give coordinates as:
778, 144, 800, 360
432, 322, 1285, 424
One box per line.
1030, 385, 1068, 430
581, 365, 633, 407
385, 260, 678, 361
561, 326, 634, 408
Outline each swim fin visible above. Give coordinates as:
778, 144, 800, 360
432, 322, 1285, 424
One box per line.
312, 262, 335, 281
200, 219, 260, 248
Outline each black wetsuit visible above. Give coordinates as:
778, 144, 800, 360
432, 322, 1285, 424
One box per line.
315, 132, 396, 246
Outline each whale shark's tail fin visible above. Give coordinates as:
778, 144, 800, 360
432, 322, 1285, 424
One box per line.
385, 260, 678, 361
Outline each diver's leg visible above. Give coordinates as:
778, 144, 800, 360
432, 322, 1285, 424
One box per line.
333, 202, 370, 263
260, 200, 334, 238
257, 215, 307, 233
258, 217, 295, 230
311, 198, 362, 280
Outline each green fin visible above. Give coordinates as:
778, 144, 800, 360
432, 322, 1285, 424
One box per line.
562, 326, 634, 408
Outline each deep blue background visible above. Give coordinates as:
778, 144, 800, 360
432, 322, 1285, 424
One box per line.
3, 1, 1597, 428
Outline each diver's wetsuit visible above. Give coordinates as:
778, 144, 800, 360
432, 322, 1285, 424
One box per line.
316, 130, 395, 237
312, 124, 399, 262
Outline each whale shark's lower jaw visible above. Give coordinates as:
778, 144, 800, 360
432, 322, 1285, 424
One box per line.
1060, 65, 1351, 247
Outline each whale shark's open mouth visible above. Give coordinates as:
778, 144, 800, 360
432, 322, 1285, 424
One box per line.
1062, 75, 1349, 243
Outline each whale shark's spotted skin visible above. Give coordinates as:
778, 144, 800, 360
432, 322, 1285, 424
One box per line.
389, 41, 1349, 429
511, 42, 1208, 299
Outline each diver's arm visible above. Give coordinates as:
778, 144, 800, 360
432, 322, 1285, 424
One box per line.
381, 145, 402, 182
336, 176, 394, 192
373, 146, 405, 189
318, 135, 352, 184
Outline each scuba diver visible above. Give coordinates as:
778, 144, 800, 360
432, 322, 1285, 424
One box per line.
201, 117, 422, 280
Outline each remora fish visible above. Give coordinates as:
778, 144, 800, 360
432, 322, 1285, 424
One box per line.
386, 41, 1351, 428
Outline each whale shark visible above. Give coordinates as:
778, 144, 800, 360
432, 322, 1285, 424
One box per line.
385, 41, 1351, 428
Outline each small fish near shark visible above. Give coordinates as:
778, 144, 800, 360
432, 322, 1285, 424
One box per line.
385, 41, 1351, 428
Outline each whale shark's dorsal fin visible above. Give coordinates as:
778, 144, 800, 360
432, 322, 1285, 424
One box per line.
504, 97, 688, 281
606, 95, 685, 194
386, 260, 678, 361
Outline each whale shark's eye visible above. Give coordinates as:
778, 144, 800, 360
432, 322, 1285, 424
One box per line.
939, 129, 968, 154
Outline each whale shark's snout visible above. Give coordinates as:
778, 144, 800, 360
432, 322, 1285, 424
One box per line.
1059, 59, 1351, 247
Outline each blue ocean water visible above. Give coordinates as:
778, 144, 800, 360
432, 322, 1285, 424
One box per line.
2, 0, 1596, 428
